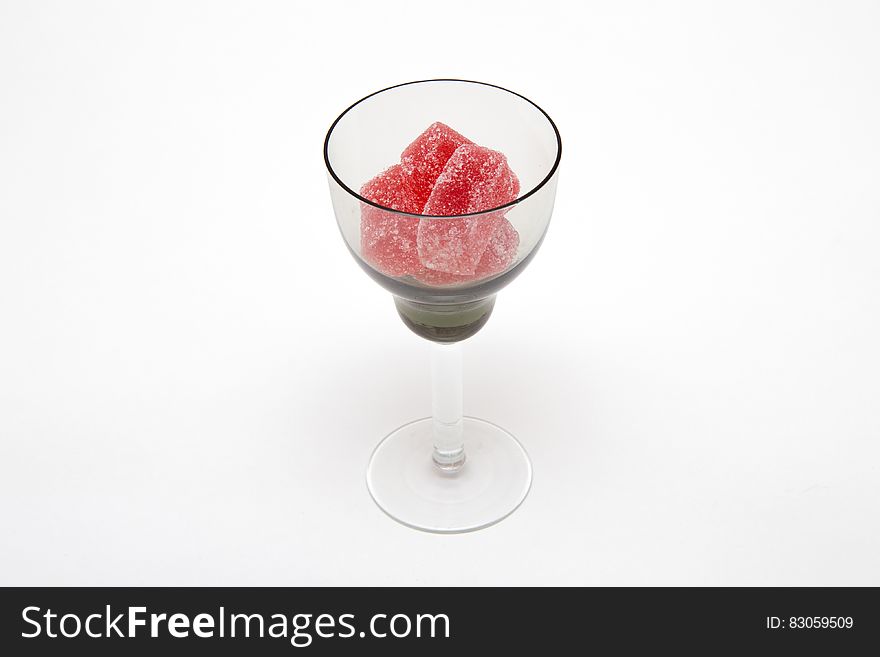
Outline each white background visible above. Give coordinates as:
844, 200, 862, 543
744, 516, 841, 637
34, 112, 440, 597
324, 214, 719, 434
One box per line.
1, 0, 878, 586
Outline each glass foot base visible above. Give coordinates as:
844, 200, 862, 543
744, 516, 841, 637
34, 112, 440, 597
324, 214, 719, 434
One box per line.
366, 417, 532, 533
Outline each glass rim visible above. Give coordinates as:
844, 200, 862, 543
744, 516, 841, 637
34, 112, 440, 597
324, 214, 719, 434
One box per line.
323, 78, 562, 219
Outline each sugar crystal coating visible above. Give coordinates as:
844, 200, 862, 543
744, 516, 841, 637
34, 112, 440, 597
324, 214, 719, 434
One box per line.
400, 122, 472, 209
417, 144, 520, 275
422, 144, 520, 216
412, 217, 520, 285
359, 164, 421, 277
474, 215, 520, 277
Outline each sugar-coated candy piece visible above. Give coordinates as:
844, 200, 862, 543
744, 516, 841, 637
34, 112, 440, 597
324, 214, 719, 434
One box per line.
412, 217, 520, 285
417, 212, 502, 276
474, 215, 520, 277
360, 163, 421, 214
422, 144, 520, 216
359, 164, 421, 277
400, 122, 472, 209
418, 144, 520, 275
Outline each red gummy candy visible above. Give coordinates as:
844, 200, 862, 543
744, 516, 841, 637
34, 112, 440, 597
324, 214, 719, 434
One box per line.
422, 144, 520, 216
400, 122, 472, 209
474, 215, 520, 277
359, 164, 421, 277
418, 144, 520, 275
359, 124, 521, 284
412, 217, 520, 286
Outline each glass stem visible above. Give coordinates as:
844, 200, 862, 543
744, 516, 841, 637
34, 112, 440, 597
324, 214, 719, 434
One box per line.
431, 341, 465, 472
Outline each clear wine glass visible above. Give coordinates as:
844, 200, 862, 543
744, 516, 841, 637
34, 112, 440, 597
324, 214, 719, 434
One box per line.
324, 79, 561, 533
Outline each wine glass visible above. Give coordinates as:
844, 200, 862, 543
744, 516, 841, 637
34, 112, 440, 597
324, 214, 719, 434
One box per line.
324, 79, 561, 533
